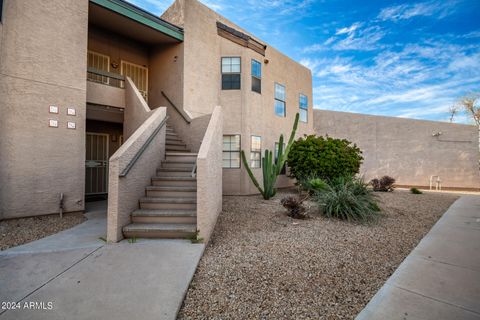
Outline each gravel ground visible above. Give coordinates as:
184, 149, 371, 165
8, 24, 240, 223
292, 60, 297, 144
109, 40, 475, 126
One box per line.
0, 213, 86, 251
179, 189, 458, 320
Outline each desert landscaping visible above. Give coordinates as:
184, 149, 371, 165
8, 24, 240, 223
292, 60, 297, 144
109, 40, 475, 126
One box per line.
179, 189, 458, 319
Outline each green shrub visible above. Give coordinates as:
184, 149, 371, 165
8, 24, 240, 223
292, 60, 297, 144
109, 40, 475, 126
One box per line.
312, 176, 380, 222
410, 187, 423, 194
299, 176, 329, 193
288, 135, 363, 181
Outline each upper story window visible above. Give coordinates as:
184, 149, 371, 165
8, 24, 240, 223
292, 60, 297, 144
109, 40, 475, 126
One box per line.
0, 0, 3, 22
274, 83, 286, 117
223, 135, 241, 168
251, 59, 261, 94
299, 94, 308, 123
250, 136, 262, 168
221, 57, 241, 90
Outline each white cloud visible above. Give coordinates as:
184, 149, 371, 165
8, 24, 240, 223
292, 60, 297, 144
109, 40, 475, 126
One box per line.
332, 25, 386, 51
335, 22, 362, 35
304, 24, 386, 52
378, 1, 458, 21
305, 39, 480, 122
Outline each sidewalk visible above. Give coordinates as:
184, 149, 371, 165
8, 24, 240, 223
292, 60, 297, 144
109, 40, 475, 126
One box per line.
356, 195, 480, 320
0, 202, 204, 320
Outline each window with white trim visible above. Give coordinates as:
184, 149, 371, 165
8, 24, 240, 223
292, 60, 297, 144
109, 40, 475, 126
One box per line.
250, 136, 261, 168
221, 57, 241, 90
299, 94, 308, 123
274, 83, 286, 117
251, 59, 261, 93
223, 135, 241, 168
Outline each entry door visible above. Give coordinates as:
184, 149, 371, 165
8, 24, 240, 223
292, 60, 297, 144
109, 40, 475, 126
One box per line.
85, 133, 109, 195
121, 60, 148, 102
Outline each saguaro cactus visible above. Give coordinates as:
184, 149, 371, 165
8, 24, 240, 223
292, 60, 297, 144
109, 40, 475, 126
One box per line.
241, 113, 299, 199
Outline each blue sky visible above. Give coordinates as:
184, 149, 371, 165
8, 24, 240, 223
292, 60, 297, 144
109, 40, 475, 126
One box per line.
128, 0, 480, 123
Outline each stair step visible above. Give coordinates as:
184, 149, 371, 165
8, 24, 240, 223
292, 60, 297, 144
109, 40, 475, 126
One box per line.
166, 145, 189, 152
156, 167, 193, 177
166, 141, 186, 147
123, 223, 196, 239
151, 176, 196, 187
140, 197, 196, 210
146, 185, 197, 198
166, 152, 197, 162
161, 161, 195, 169
131, 209, 196, 224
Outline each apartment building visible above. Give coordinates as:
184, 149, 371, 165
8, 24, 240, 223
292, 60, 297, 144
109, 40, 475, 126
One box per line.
0, 0, 313, 241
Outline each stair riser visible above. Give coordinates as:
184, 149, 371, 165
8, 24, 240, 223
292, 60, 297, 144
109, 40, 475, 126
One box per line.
156, 170, 192, 177
166, 155, 197, 162
166, 146, 189, 151
124, 230, 195, 239
151, 179, 196, 187
161, 162, 195, 169
146, 190, 197, 198
131, 216, 196, 224
166, 140, 185, 145
140, 202, 197, 210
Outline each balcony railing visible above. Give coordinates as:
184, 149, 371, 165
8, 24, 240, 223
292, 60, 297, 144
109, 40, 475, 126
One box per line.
87, 67, 125, 88
87, 67, 148, 101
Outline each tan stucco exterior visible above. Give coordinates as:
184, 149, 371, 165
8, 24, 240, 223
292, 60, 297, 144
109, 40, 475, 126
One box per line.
162, 0, 314, 195
0, 0, 89, 219
107, 107, 167, 242
314, 110, 480, 190
196, 106, 223, 242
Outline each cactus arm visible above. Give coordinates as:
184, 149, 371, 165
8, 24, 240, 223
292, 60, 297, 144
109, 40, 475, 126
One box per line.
241, 150, 265, 197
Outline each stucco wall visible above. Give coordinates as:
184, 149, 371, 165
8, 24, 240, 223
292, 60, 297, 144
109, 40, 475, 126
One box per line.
196, 106, 223, 242
124, 77, 152, 139
86, 81, 125, 108
107, 107, 167, 243
163, 0, 314, 195
0, 0, 89, 219
314, 110, 480, 190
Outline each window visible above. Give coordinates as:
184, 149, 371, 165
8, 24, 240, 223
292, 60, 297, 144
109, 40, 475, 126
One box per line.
275, 142, 287, 174
251, 59, 261, 93
222, 57, 241, 90
274, 83, 286, 117
223, 135, 241, 168
299, 94, 308, 123
0, 0, 3, 22
250, 136, 262, 168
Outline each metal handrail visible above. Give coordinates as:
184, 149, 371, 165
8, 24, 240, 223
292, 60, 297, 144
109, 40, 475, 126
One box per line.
87, 67, 125, 81
191, 161, 197, 178
119, 116, 169, 177
161, 91, 191, 124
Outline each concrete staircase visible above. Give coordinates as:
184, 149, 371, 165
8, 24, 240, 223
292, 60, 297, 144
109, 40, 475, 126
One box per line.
123, 124, 198, 239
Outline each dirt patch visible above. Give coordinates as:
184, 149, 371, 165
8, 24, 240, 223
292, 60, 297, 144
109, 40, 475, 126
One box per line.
179, 189, 458, 320
0, 212, 86, 251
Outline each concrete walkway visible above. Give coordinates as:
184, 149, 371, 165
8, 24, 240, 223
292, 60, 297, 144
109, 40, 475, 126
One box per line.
357, 195, 480, 320
0, 201, 204, 320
